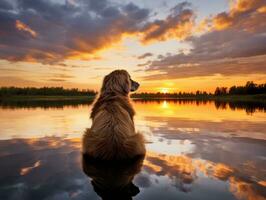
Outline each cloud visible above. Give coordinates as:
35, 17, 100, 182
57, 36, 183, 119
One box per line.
137, 52, 153, 59
137, 61, 152, 67
144, 55, 266, 79
0, 1, 195, 64
47, 78, 67, 82
44, 73, 75, 82
140, 2, 195, 43
143, 0, 266, 79
0, 0, 150, 64
211, 0, 266, 32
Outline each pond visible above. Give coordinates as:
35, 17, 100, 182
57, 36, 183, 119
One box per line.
0, 100, 265, 200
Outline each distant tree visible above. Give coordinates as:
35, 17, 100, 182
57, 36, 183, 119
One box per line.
0, 87, 97, 96
215, 87, 221, 95
215, 87, 227, 95
228, 81, 266, 95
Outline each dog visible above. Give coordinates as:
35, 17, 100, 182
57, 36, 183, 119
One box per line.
82, 69, 146, 160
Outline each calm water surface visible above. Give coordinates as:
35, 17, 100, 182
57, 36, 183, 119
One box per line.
0, 100, 265, 200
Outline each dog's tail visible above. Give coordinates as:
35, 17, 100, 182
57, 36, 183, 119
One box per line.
82, 129, 146, 160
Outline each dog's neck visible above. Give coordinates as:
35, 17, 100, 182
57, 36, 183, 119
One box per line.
90, 93, 135, 120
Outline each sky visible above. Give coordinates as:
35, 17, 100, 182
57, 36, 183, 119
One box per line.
0, 0, 266, 93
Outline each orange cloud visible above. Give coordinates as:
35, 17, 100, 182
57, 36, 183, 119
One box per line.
230, 0, 262, 13
15, 20, 37, 37
257, 6, 266, 13
211, 0, 266, 31
141, 3, 194, 43
0, 1, 150, 64
213, 13, 233, 30
143, 0, 266, 80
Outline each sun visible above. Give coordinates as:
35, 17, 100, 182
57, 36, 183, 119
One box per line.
161, 88, 169, 94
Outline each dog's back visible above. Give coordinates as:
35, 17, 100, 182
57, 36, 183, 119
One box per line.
82, 96, 145, 160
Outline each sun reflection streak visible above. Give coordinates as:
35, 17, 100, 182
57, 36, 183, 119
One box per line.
162, 100, 168, 109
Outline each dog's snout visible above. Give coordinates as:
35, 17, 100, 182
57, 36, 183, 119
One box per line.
130, 79, 139, 92
134, 81, 140, 89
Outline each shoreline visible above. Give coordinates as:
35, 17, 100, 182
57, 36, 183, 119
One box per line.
132, 94, 266, 103
0, 95, 95, 102
0, 94, 265, 103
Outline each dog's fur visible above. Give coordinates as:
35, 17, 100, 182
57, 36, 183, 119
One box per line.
82, 70, 145, 160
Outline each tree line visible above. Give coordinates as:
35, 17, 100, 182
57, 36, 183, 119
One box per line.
0, 87, 97, 96
132, 81, 266, 98
130, 91, 210, 99
214, 81, 266, 95
0, 81, 265, 97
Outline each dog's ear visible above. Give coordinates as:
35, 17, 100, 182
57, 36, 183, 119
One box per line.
121, 72, 131, 94
101, 74, 111, 94
101, 70, 131, 95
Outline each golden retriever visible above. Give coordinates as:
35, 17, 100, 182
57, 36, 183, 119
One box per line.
82, 69, 146, 160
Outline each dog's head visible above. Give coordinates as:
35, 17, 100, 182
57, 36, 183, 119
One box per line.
101, 70, 139, 95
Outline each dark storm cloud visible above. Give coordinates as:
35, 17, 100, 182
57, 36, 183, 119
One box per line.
143, 0, 266, 79
0, 0, 14, 10
0, 0, 150, 64
0, 0, 196, 64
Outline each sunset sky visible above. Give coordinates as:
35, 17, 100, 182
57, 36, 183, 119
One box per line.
0, 0, 265, 92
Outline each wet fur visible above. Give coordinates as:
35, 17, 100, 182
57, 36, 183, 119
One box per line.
82, 70, 145, 160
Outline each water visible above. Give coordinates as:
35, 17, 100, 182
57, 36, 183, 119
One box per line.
0, 100, 265, 200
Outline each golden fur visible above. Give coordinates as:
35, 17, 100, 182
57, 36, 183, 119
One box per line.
82, 70, 146, 160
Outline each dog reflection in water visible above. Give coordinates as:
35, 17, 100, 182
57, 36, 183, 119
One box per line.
82, 155, 144, 200
82, 69, 146, 160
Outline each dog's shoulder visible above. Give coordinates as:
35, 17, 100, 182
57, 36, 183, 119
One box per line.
91, 95, 135, 120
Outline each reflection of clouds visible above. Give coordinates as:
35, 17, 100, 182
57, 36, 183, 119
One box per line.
136, 108, 266, 199
146, 137, 195, 156
174, 127, 200, 133
144, 116, 266, 140
0, 100, 266, 199
229, 177, 266, 200
142, 151, 266, 199
0, 105, 92, 140
0, 137, 98, 200
20, 160, 41, 176
0, 137, 265, 200
144, 116, 266, 180
144, 152, 196, 192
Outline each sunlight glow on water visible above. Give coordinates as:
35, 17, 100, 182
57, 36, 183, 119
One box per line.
0, 100, 265, 200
